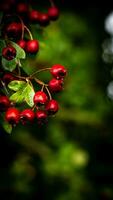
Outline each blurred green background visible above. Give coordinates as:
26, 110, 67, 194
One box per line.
1, 1, 113, 200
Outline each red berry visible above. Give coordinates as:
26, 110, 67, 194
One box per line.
26, 40, 39, 54
45, 99, 59, 115
36, 110, 47, 124
17, 40, 26, 50
29, 10, 40, 23
0, 96, 10, 112
48, 6, 59, 20
6, 22, 22, 38
2, 46, 16, 60
5, 107, 20, 125
17, 3, 29, 14
3, 73, 16, 85
48, 78, 63, 93
39, 13, 50, 26
33, 91, 48, 106
20, 109, 35, 124
50, 64, 67, 79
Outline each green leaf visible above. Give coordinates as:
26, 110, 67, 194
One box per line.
2, 120, 12, 134
0, 39, 6, 55
10, 41, 26, 59
9, 81, 35, 107
8, 80, 26, 91
2, 57, 17, 72
25, 84, 35, 107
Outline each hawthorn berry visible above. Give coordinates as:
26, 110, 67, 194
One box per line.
36, 110, 47, 124
45, 99, 59, 115
50, 64, 67, 79
48, 78, 63, 93
3, 73, 16, 85
2, 46, 16, 60
26, 39, 39, 54
0, 96, 10, 112
17, 40, 26, 50
29, 10, 40, 23
6, 22, 22, 39
48, 6, 59, 20
39, 13, 50, 26
16, 3, 29, 14
33, 91, 48, 106
5, 107, 20, 125
20, 109, 35, 124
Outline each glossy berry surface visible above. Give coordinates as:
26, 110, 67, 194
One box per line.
36, 110, 47, 124
29, 10, 40, 23
45, 99, 59, 115
33, 91, 48, 106
26, 40, 39, 54
5, 107, 20, 124
49, 78, 63, 93
50, 64, 67, 79
6, 22, 22, 38
2, 46, 16, 60
17, 40, 26, 50
0, 96, 10, 112
48, 6, 59, 20
39, 13, 50, 26
20, 109, 35, 124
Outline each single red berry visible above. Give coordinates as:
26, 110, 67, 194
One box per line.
20, 109, 35, 124
0, 96, 10, 112
5, 107, 20, 125
48, 78, 63, 93
33, 91, 48, 106
2, 46, 16, 60
48, 6, 59, 20
29, 10, 40, 23
17, 40, 26, 50
45, 99, 59, 115
39, 13, 50, 26
6, 22, 22, 38
36, 110, 47, 124
26, 40, 39, 54
50, 64, 67, 79
3, 73, 16, 85
16, 3, 29, 14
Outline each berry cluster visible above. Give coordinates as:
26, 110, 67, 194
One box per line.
0, 0, 67, 131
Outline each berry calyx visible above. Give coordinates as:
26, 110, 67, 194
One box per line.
26, 39, 39, 54
5, 107, 20, 125
2, 46, 16, 60
20, 109, 35, 124
48, 6, 59, 20
17, 39, 26, 50
36, 110, 47, 124
33, 91, 48, 106
0, 96, 10, 112
29, 10, 40, 23
45, 99, 59, 115
48, 78, 63, 93
50, 64, 67, 79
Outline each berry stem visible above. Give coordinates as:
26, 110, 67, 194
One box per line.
34, 78, 48, 86
45, 86, 52, 100
0, 80, 9, 96
30, 68, 51, 78
18, 15, 25, 40
24, 25, 33, 40
49, 0, 55, 7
